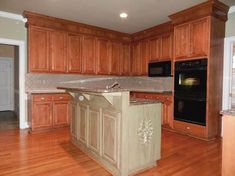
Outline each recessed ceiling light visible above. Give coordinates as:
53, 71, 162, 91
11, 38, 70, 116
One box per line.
120, 12, 128, 18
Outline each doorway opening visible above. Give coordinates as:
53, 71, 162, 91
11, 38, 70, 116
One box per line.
0, 44, 19, 130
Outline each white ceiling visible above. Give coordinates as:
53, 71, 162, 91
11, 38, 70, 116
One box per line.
0, 0, 234, 34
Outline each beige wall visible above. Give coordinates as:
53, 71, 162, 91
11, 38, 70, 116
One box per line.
226, 12, 235, 37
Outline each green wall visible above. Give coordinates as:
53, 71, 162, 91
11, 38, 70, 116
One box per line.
226, 12, 235, 37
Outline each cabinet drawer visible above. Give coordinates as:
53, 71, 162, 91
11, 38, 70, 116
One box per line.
32, 94, 52, 102
174, 120, 206, 138
53, 94, 71, 101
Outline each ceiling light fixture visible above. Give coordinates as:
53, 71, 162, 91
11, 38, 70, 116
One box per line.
120, 12, 128, 18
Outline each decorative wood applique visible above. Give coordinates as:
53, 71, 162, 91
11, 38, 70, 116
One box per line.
137, 119, 154, 144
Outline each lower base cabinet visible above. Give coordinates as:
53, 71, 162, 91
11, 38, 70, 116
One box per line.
131, 92, 173, 128
30, 93, 71, 132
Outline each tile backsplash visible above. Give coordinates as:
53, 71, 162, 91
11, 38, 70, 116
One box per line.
25, 73, 173, 93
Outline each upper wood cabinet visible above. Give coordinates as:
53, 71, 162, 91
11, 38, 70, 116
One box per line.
67, 34, 82, 73
149, 37, 161, 61
82, 35, 96, 74
161, 33, 173, 60
96, 38, 111, 75
174, 23, 190, 59
131, 42, 142, 75
121, 44, 130, 76
49, 30, 67, 72
140, 40, 150, 75
28, 26, 50, 72
174, 17, 209, 60
110, 41, 122, 75
190, 18, 209, 57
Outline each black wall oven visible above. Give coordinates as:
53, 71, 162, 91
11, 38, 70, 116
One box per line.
174, 59, 207, 126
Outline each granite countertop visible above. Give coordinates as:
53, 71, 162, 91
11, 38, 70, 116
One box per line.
26, 89, 66, 94
130, 98, 161, 105
57, 86, 172, 94
221, 109, 235, 116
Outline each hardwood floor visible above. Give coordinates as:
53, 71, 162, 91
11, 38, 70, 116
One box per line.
0, 111, 19, 130
0, 128, 221, 176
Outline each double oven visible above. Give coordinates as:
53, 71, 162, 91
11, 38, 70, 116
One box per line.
174, 59, 207, 126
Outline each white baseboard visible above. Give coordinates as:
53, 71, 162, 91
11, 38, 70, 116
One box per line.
20, 122, 29, 129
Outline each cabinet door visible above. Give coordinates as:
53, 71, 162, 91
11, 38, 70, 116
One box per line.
161, 33, 173, 60
53, 101, 70, 127
110, 42, 121, 75
28, 26, 50, 72
50, 31, 67, 72
82, 35, 96, 74
131, 42, 142, 75
102, 110, 120, 167
32, 101, 52, 130
88, 107, 100, 154
190, 18, 209, 57
96, 38, 111, 75
67, 34, 82, 73
149, 37, 161, 61
140, 40, 150, 75
78, 104, 87, 144
120, 43, 130, 76
174, 23, 190, 60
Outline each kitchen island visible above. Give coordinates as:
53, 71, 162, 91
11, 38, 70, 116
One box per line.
58, 87, 162, 176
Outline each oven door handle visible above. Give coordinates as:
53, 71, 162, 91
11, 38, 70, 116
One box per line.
174, 95, 206, 102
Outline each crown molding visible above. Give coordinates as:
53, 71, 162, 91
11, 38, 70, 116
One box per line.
0, 11, 27, 22
229, 6, 235, 14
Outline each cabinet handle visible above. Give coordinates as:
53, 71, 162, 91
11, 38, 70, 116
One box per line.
41, 97, 45, 100
59, 97, 63, 99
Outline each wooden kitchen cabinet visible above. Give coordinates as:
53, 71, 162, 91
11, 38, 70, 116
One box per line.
67, 34, 82, 73
28, 26, 50, 72
110, 41, 122, 75
149, 37, 161, 61
82, 35, 96, 74
30, 93, 71, 132
161, 33, 173, 60
96, 38, 111, 75
131, 42, 142, 75
120, 43, 131, 75
190, 17, 209, 58
140, 40, 150, 75
50, 30, 67, 72
174, 23, 190, 59
131, 92, 173, 128
174, 17, 209, 60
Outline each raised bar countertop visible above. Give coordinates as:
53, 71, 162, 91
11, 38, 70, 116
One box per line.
57, 86, 172, 94
221, 109, 235, 116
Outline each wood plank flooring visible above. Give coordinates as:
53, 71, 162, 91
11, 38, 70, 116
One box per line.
0, 128, 222, 176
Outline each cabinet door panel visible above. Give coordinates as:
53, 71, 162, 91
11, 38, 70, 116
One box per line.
88, 108, 100, 153
68, 34, 82, 73
102, 111, 120, 167
121, 44, 130, 75
29, 27, 49, 72
82, 35, 96, 74
78, 104, 87, 144
110, 42, 121, 75
174, 23, 190, 59
140, 40, 150, 75
50, 31, 67, 72
32, 101, 52, 130
161, 33, 173, 60
53, 101, 70, 127
190, 18, 209, 57
131, 42, 142, 75
149, 37, 161, 61
96, 38, 111, 74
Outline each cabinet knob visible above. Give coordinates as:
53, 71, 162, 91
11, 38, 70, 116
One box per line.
186, 127, 190, 130
41, 97, 45, 100
59, 97, 63, 99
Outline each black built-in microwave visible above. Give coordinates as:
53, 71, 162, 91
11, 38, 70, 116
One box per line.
148, 61, 171, 77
